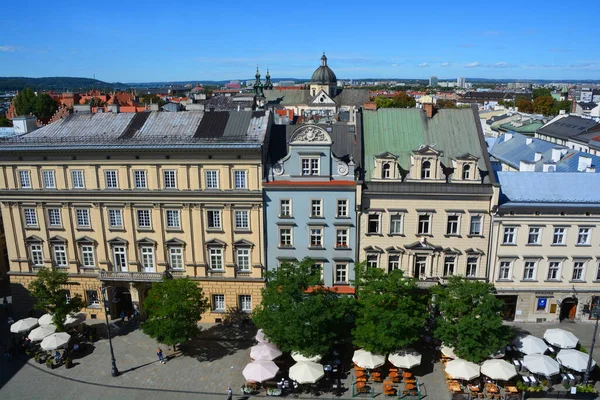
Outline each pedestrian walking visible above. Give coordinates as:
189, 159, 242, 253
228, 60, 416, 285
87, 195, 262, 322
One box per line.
226, 387, 233, 400
120, 310, 125, 323
157, 348, 165, 364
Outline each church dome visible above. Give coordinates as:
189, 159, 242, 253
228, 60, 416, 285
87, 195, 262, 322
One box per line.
311, 53, 337, 85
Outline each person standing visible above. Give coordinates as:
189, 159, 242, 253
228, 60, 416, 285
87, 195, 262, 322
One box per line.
226, 387, 233, 400
157, 348, 165, 364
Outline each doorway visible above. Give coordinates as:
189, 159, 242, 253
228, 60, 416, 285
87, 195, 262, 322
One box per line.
497, 295, 518, 321
112, 287, 133, 319
560, 298, 578, 321
414, 256, 427, 279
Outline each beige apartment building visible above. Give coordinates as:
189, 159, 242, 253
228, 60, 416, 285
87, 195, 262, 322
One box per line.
359, 106, 498, 283
490, 172, 600, 323
0, 110, 272, 322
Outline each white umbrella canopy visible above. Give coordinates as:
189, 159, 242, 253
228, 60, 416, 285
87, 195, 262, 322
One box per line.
445, 358, 481, 380
28, 324, 57, 342
514, 335, 549, 355
522, 354, 560, 376
10, 317, 39, 333
352, 349, 386, 369
291, 351, 322, 363
544, 328, 579, 349
255, 329, 269, 343
557, 349, 595, 373
38, 313, 54, 326
441, 344, 457, 359
250, 342, 282, 361
64, 312, 87, 327
40, 332, 71, 351
289, 361, 325, 384
243, 360, 279, 382
389, 349, 422, 369
481, 359, 518, 381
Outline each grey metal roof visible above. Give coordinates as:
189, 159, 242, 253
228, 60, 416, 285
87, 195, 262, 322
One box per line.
536, 115, 599, 140
263, 88, 370, 108
364, 181, 495, 196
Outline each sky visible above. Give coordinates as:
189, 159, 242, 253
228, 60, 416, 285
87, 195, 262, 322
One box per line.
1, 0, 599, 82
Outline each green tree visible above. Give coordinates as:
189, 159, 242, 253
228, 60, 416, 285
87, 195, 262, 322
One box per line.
515, 98, 533, 113
0, 115, 11, 127
392, 92, 417, 108
436, 99, 456, 109
86, 97, 106, 107
13, 87, 37, 116
432, 277, 512, 363
532, 88, 551, 99
33, 93, 58, 119
375, 96, 395, 108
353, 263, 427, 354
498, 100, 514, 108
142, 277, 209, 347
139, 94, 166, 107
252, 258, 355, 357
533, 95, 555, 116
28, 267, 86, 331
552, 99, 572, 115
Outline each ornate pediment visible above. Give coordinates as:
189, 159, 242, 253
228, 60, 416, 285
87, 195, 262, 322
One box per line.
455, 153, 479, 161
289, 125, 332, 145
413, 144, 442, 156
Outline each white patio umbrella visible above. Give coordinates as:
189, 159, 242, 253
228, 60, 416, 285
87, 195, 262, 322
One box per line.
38, 313, 54, 326
352, 349, 386, 369
289, 361, 325, 384
445, 358, 481, 380
544, 328, 579, 349
28, 324, 57, 342
10, 317, 39, 333
389, 349, 422, 369
441, 344, 457, 359
40, 332, 71, 351
64, 312, 87, 327
291, 351, 322, 363
513, 335, 549, 355
255, 329, 269, 343
250, 342, 282, 361
557, 349, 595, 373
243, 360, 279, 382
522, 354, 560, 376
481, 359, 518, 381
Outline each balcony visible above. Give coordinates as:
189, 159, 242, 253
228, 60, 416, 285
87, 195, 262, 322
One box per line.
99, 270, 163, 282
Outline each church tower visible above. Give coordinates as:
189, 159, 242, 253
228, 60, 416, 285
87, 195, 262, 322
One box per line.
253, 67, 264, 96
309, 53, 338, 97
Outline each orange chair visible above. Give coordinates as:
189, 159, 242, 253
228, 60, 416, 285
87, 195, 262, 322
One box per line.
356, 370, 365, 378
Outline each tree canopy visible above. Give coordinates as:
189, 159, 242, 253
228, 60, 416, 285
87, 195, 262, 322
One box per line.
252, 258, 355, 357
352, 264, 428, 354
0, 115, 11, 127
436, 99, 456, 109
432, 277, 512, 363
142, 277, 209, 347
28, 267, 85, 331
139, 94, 166, 106
13, 88, 58, 119
532, 88, 552, 99
375, 92, 416, 109
533, 95, 556, 116
515, 98, 534, 113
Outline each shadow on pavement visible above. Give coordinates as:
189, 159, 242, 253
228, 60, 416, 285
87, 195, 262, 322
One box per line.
180, 323, 256, 362
119, 359, 160, 374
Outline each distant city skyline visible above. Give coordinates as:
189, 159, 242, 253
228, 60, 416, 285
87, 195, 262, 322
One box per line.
1, 0, 599, 82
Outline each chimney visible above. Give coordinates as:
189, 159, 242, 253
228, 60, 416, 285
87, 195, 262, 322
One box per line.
526, 137, 533, 145
12, 116, 38, 134
586, 166, 596, 173
423, 102, 436, 118
504, 133, 513, 141
578, 155, 592, 171
551, 148, 563, 162
109, 104, 120, 113
559, 109, 566, 115
534, 152, 542, 161
519, 160, 535, 171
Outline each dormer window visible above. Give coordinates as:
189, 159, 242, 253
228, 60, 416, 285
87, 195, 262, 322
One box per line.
421, 161, 431, 179
462, 164, 471, 180
382, 163, 391, 179
301, 157, 320, 176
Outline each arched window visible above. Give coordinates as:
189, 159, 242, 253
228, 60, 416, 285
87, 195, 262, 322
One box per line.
462, 164, 471, 180
382, 163, 391, 179
421, 161, 431, 179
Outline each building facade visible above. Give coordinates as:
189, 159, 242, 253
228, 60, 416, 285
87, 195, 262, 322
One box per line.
0, 110, 271, 322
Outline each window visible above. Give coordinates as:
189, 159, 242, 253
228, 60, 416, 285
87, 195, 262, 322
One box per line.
105, 170, 118, 188
446, 215, 459, 235
309, 228, 323, 247
578, 228, 591, 245
388, 254, 400, 272
335, 264, 348, 283
279, 228, 292, 247
368, 214, 380, 234
43, 170, 56, 188
24, 208, 38, 226
239, 295, 252, 312
86, 290, 100, 306
390, 214, 403, 234
503, 227, 516, 244
209, 248, 223, 270
63, 290, 71, 304
235, 210, 249, 230
310, 200, 322, 217
212, 294, 225, 311
137, 210, 151, 229
498, 261, 511, 280
169, 247, 184, 269
108, 209, 123, 228
75, 209, 90, 228
421, 160, 431, 179
53, 245, 67, 267
205, 170, 219, 189
548, 261, 561, 280
280, 199, 291, 217
301, 157, 320, 175
470, 216, 482, 235
443, 256, 455, 277
572, 261, 585, 281
366, 254, 378, 269
19, 170, 31, 188
466, 257, 478, 277
336, 229, 348, 248
166, 209, 180, 229
553, 228, 566, 245
141, 247, 155, 272
163, 170, 177, 189
113, 246, 127, 271
415, 256, 427, 277
596, 263, 600, 281
207, 210, 221, 229
81, 245, 95, 268
30, 244, 43, 266
236, 248, 250, 271
528, 227, 541, 245
337, 199, 348, 217
418, 214, 431, 235
382, 163, 391, 179
523, 261, 536, 280
134, 170, 147, 189
234, 170, 247, 189
48, 208, 62, 227
462, 164, 471, 180
71, 170, 85, 188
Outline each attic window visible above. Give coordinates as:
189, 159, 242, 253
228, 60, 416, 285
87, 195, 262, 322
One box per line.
320, 97, 325, 103
421, 161, 431, 179
462, 164, 471, 180
382, 163, 391, 179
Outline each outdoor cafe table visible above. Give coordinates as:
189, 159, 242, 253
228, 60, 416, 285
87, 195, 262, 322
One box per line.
485, 383, 499, 394
468, 384, 480, 392
448, 381, 462, 392
506, 386, 518, 393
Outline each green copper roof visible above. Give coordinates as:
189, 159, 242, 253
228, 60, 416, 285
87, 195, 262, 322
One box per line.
498, 120, 543, 134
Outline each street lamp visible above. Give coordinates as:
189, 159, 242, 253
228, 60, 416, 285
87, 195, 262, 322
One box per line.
100, 284, 120, 377
583, 304, 600, 384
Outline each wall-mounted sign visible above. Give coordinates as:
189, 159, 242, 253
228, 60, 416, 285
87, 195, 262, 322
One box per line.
535, 292, 554, 296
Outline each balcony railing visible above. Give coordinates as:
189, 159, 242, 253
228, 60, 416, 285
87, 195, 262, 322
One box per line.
99, 270, 163, 282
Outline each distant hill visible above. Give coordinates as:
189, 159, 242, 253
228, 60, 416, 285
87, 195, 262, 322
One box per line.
0, 77, 126, 92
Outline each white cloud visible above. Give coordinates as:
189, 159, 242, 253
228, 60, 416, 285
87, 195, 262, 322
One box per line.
440, 62, 450, 67
418, 62, 429, 67
466, 61, 481, 68
0, 45, 17, 52
392, 63, 398, 67
493, 62, 511, 68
